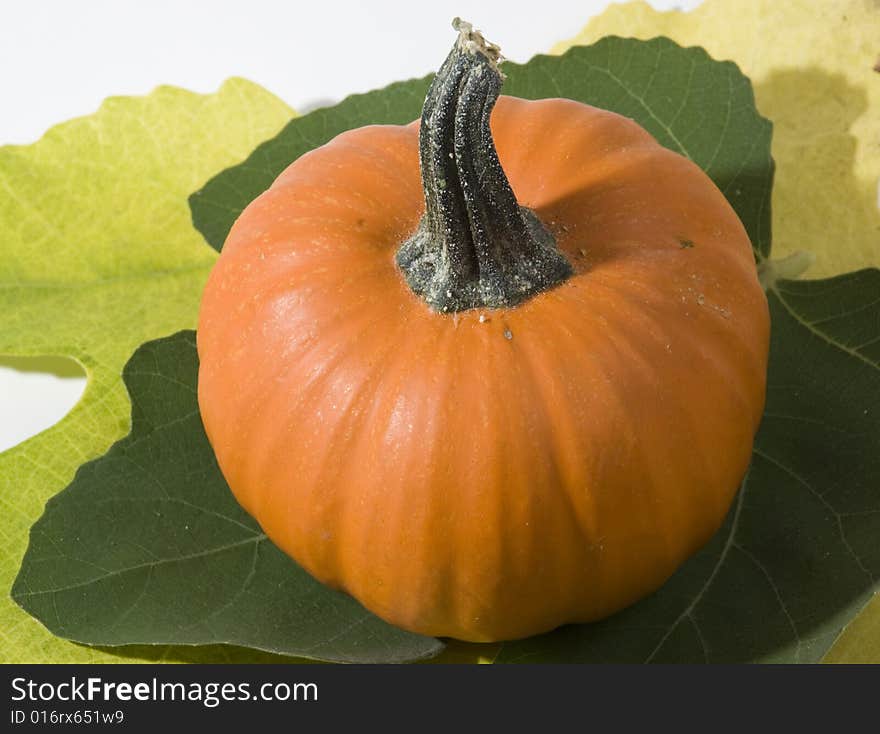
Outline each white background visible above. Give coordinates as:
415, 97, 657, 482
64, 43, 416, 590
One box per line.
0, 0, 697, 452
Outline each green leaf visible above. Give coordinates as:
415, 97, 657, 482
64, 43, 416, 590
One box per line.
191, 36, 772, 257
494, 270, 880, 662
0, 79, 294, 663
823, 593, 880, 664
11, 332, 442, 663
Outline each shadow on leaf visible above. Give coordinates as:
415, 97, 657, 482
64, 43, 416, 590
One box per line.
752, 68, 877, 274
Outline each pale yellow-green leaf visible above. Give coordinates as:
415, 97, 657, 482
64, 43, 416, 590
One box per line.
554, 0, 880, 277
823, 593, 880, 664
0, 79, 293, 663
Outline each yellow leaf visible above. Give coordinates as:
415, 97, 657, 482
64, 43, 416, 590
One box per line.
554, 0, 880, 277
0, 79, 293, 663
823, 592, 880, 663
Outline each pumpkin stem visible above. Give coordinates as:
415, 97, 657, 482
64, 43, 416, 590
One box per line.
396, 18, 573, 312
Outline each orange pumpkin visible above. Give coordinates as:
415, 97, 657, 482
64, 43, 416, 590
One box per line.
197, 20, 770, 642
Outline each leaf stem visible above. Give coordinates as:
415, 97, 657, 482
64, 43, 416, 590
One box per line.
758, 250, 815, 289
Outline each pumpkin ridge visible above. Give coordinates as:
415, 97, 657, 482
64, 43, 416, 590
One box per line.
224, 275, 396, 521
331, 309, 457, 631
292, 313, 411, 584
505, 316, 604, 619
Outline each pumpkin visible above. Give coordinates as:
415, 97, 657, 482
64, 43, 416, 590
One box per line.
196, 19, 770, 642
